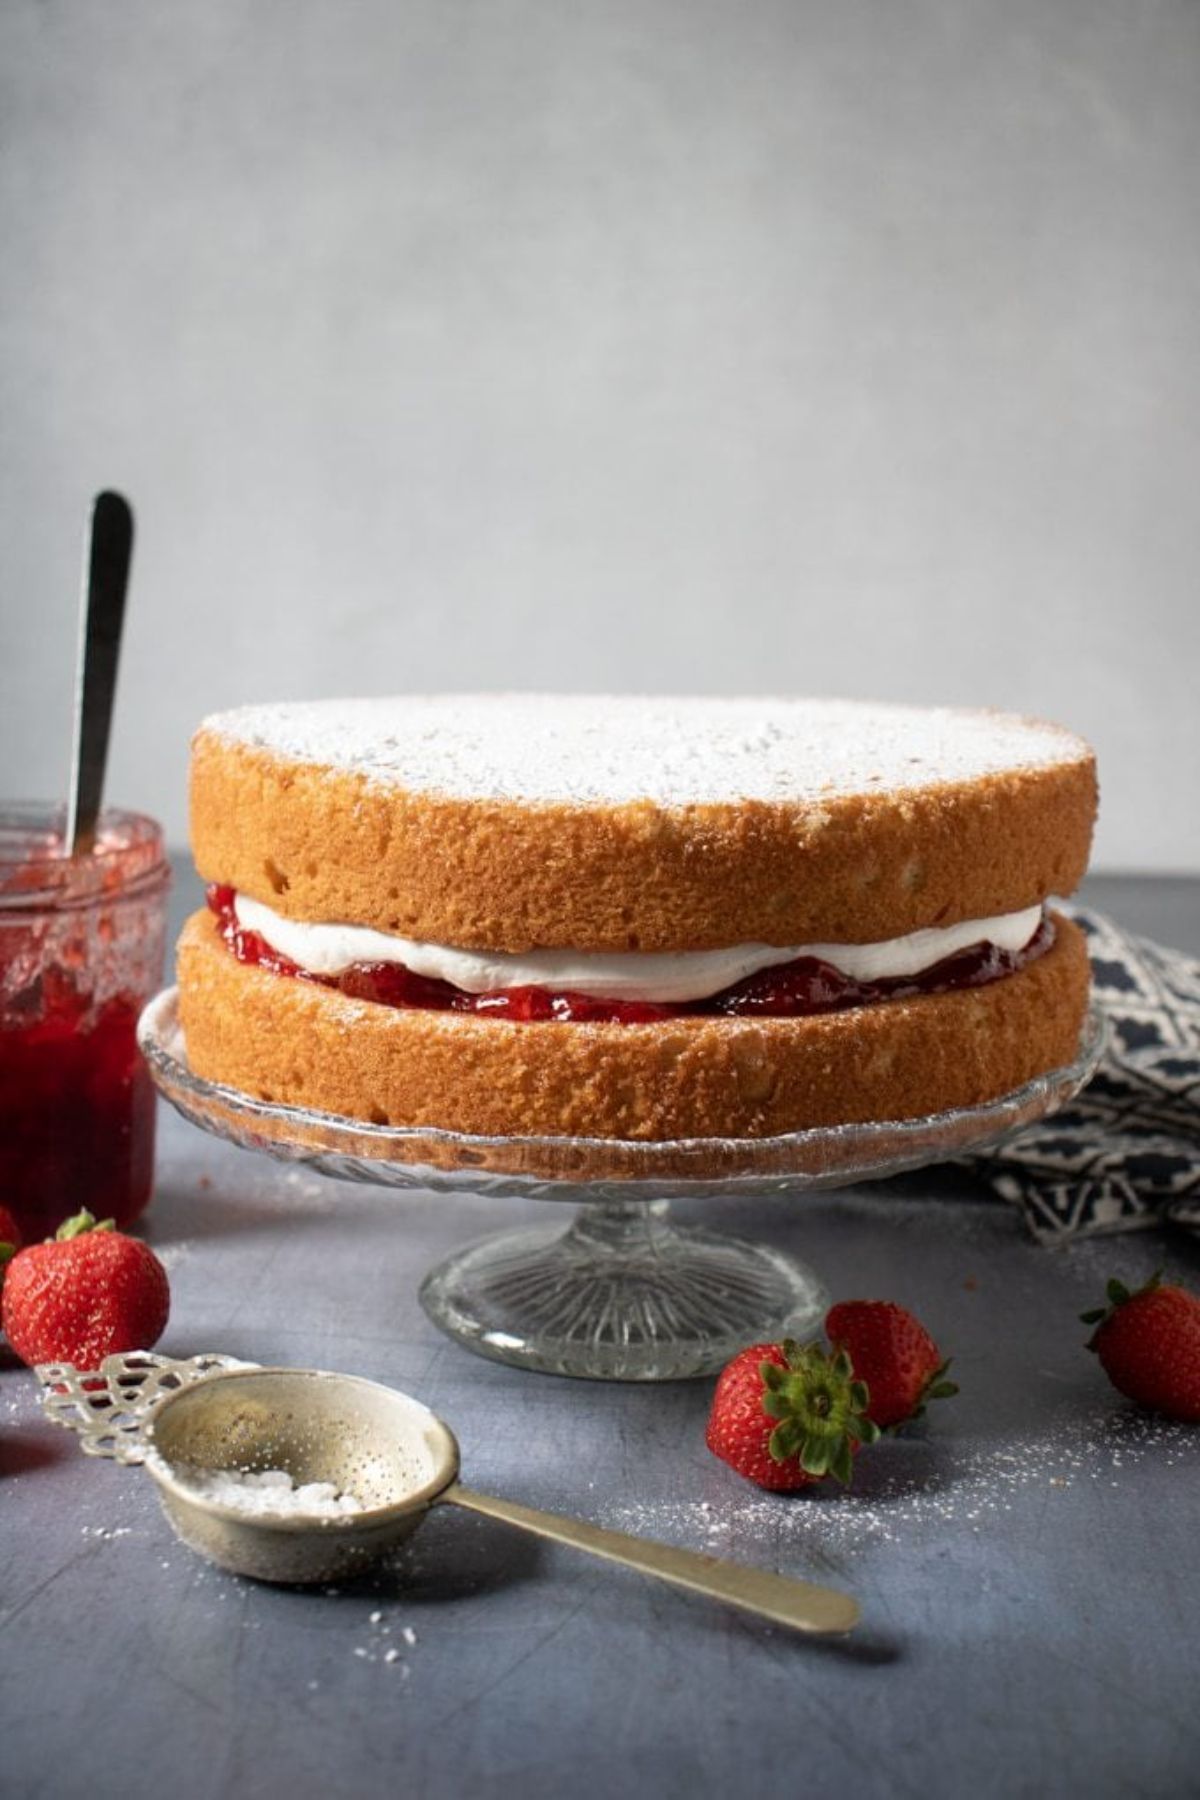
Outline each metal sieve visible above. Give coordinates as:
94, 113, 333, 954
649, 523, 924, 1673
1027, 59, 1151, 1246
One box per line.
41, 1352, 858, 1634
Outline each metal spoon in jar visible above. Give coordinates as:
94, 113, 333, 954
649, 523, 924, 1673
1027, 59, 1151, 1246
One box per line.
66, 491, 134, 855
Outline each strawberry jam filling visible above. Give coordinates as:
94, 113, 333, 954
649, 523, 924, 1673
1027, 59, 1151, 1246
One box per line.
207, 885, 1052, 1024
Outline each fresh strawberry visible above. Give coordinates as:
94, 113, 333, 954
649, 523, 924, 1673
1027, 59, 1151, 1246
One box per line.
1081, 1273, 1200, 1423
1, 1209, 169, 1368
825, 1300, 957, 1430
705, 1338, 880, 1489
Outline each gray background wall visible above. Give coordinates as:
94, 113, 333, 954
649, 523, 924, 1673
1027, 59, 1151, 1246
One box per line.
2, 0, 1197, 868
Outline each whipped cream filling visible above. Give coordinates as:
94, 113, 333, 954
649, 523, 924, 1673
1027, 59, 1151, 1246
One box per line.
233, 894, 1044, 1005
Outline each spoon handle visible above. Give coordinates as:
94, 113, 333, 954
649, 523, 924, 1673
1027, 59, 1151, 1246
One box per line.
66, 491, 135, 855
442, 1483, 858, 1636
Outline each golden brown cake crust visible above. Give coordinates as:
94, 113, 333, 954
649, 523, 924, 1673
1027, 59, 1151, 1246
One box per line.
177, 908, 1091, 1142
190, 730, 1097, 953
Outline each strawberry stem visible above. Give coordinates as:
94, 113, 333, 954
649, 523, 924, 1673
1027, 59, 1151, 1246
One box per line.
54, 1210, 116, 1242
910, 1359, 959, 1419
759, 1340, 880, 1486
1080, 1271, 1163, 1346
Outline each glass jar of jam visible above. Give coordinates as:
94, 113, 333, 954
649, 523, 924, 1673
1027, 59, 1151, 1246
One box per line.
0, 804, 169, 1242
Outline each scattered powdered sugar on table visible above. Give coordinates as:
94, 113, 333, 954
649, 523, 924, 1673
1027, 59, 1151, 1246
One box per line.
202, 695, 1088, 807
170, 1466, 364, 1517
349, 1606, 416, 1675
604, 1409, 1199, 1553
284, 1168, 329, 1201
155, 1240, 194, 1272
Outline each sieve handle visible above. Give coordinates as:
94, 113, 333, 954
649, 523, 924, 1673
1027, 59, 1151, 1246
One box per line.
441, 1482, 859, 1636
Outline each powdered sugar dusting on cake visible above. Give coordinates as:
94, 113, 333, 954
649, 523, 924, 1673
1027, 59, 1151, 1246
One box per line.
201, 697, 1089, 807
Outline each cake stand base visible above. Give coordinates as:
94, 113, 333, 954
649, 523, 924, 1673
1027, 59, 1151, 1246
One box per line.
417, 1200, 829, 1380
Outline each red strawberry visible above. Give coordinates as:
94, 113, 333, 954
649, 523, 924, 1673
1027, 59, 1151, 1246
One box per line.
1081, 1274, 1200, 1422
705, 1338, 880, 1489
825, 1300, 957, 1430
1, 1210, 169, 1369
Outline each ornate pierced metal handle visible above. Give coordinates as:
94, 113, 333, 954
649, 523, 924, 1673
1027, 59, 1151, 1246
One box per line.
37, 1351, 256, 1463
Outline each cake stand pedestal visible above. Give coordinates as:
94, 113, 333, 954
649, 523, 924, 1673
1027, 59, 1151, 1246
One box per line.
417, 1198, 827, 1380
138, 992, 1103, 1381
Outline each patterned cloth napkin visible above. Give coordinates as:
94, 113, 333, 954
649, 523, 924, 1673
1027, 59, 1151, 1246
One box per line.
969, 908, 1200, 1243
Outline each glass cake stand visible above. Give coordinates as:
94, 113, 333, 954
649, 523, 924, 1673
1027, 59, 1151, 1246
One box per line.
138, 990, 1105, 1382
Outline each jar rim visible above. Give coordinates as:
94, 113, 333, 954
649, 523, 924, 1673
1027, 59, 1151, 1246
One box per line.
0, 802, 169, 909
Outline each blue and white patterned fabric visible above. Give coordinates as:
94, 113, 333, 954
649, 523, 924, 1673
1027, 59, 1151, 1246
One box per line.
972, 909, 1200, 1243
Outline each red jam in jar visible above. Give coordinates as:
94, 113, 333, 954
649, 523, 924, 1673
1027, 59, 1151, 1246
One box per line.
0, 806, 169, 1242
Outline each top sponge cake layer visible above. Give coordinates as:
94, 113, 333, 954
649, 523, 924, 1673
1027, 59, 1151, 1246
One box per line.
191, 696, 1096, 954
203, 695, 1087, 807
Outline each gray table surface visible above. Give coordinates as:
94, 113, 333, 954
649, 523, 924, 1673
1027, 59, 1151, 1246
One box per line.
3, 870, 1198, 1800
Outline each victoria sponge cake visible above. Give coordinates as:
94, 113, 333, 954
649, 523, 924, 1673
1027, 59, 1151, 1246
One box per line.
178, 696, 1097, 1141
